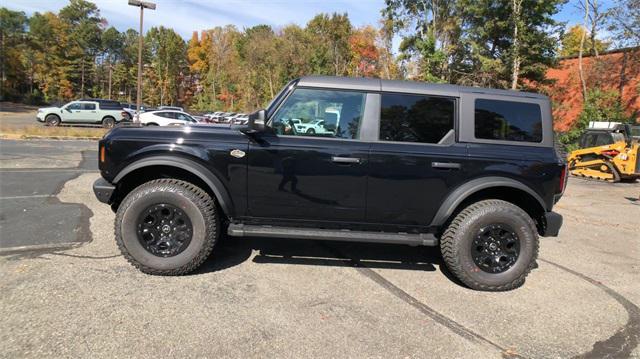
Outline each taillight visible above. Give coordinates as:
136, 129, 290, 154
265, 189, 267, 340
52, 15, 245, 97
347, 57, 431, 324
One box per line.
557, 164, 568, 194
602, 149, 619, 157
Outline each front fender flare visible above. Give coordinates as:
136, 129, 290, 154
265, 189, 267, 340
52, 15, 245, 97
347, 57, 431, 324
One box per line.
429, 176, 547, 227
113, 155, 235, 218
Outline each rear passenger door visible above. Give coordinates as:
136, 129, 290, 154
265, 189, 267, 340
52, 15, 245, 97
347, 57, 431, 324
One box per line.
82, 102, 98, 122
366, 93, 468, 227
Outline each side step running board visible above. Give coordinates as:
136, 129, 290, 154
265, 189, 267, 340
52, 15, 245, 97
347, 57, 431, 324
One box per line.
227, 224, 438, 246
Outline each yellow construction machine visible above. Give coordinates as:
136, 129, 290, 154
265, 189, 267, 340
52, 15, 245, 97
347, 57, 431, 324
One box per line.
567, 123, 640, 182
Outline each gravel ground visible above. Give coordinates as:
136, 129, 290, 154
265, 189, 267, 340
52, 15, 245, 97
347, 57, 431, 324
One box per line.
0, 139, 639, 358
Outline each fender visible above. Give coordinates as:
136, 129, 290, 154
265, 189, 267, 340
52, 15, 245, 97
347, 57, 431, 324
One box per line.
429, 176, 547, 227
113, 155, 235, 218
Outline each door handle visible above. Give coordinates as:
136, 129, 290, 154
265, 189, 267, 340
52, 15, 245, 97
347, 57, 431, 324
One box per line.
432, 162, 461, 170
332, 156, 361, 164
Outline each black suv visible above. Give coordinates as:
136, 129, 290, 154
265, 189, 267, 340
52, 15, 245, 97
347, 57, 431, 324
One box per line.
93, 76, 566, 291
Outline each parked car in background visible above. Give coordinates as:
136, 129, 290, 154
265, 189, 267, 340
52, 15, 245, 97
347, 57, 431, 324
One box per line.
138, 110, 198, 126
294, 119, 334, 135
231, 113, 249, 125
36, 99, 125, 128
220, 112, 237, 123
158, 105, 184, 112
201, 112, 223, 123
121, 103, 136, 121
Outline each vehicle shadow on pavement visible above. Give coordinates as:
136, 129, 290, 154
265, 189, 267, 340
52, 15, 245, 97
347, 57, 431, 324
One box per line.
195, 235, 470, 287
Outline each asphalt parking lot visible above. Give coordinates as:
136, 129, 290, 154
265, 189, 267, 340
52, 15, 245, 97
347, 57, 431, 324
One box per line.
1, 138, 639, 358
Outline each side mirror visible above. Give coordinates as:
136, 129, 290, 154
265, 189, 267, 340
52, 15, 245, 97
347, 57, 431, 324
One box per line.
242, 109, 267, 134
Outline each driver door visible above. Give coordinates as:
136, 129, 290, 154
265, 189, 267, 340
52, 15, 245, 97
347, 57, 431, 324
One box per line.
62, 102, 84, 122
247, 88, 370, 223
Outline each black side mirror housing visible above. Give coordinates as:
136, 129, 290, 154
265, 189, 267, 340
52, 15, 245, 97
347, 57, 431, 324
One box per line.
242, 109, 268, 134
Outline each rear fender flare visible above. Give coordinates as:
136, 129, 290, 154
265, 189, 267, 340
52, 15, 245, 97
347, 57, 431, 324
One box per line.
429, 176, 547, 227
113, 155, 235, 218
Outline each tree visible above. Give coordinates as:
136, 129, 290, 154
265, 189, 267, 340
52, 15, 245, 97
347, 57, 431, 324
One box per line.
383, 0, 458, 82
0, 8, 28, 100
456, 0, 564, 89
145, 26, 187, 106
307, 13, 353, 76
348, 26, 380, 77
560, 25, 609, 57
605, 0, 640, 47
101, 27, 123, 99
59, 0, 104, 97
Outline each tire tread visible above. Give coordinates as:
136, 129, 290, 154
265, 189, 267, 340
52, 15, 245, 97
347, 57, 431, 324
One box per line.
440, 199, 539, 291
114, 178, 218, 275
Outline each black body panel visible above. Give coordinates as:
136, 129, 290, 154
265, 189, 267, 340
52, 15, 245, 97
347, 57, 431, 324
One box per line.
96, 76, 565, 240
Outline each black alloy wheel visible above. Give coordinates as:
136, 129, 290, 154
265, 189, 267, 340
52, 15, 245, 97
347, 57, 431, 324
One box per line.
471, 224, 520, 273
137, 203, 193, 257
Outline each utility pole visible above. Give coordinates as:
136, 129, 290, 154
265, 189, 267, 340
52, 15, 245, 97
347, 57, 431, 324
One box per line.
128, 0, 156, 121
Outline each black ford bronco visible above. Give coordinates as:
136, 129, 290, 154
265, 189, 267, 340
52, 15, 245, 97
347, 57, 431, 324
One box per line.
93, 76, 566, 291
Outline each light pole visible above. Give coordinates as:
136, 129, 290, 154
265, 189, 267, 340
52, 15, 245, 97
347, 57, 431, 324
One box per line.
128, 0, 156, 122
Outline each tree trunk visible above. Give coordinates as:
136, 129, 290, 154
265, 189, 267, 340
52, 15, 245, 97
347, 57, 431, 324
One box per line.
590, 0, 599, 57
108, 63, 113, 99
510, 0, 522, 90
578, 0, 589, 101
0, 29, 5, 99
80, 59, 85, 97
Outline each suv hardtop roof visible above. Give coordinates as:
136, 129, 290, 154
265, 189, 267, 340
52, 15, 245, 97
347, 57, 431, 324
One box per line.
296, 76, 547, 100
79, 98, 121, 103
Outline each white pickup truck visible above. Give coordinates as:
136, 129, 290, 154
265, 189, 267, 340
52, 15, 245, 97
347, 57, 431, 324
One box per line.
37, 99, 126, 128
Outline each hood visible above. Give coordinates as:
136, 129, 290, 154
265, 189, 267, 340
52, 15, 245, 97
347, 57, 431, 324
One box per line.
38, 106, 61, 112
103, 123, 243, 143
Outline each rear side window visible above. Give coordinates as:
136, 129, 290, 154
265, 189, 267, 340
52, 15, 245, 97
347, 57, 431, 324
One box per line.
475, 99, 542, 143
379, 94, 455, 144
82, 103, 96, 110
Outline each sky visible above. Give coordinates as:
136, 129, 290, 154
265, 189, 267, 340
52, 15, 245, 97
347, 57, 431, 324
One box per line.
4, 0, 616, 44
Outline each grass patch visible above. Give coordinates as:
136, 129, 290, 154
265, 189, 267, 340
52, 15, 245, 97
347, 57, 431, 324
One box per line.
0, 125, 107, 139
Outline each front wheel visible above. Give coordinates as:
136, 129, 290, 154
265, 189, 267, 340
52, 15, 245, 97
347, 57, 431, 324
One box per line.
440, 199, 539, 291
45, 114, 60, 126
115, 179, 218, 275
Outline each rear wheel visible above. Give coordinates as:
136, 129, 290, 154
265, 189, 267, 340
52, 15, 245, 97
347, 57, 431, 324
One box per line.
440, 199, 538, 291
45, 114, 60, 126
102, 117, 116, 129
115, 179, 218, 275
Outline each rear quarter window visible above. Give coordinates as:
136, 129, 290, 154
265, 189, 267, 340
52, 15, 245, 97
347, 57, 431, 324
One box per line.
474, 99, 542, 143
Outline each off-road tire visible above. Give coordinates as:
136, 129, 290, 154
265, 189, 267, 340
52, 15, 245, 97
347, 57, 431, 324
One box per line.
115, 179, 218, 275
45, 114, 60, 126
440, 199, 539, 291
102, 117, 116, 129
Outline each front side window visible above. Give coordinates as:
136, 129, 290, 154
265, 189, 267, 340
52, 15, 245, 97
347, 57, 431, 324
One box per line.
475, 99, 542, 143
379, 93, 455, 144
270, 88, 366, 139
66, 103, 81, 110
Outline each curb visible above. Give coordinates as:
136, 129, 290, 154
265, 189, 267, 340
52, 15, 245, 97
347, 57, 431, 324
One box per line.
0, 134, 101, 141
